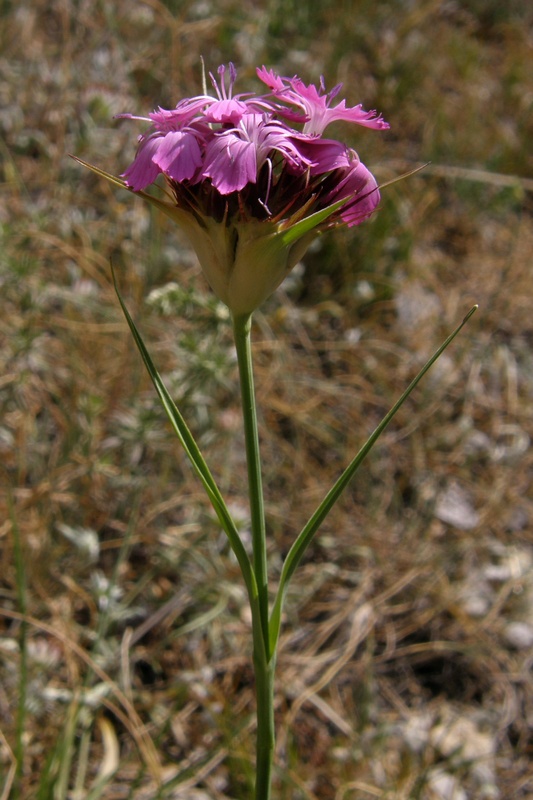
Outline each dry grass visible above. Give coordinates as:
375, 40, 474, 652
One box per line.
1, 1, 533, 798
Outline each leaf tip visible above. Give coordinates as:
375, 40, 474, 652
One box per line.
464, 304, 478, 323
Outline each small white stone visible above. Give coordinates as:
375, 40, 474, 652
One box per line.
435, 483, 479, 530
427, 770, 467, 800
504, 621, 533, 649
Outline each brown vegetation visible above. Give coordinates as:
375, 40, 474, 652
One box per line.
1, 1, 532, 797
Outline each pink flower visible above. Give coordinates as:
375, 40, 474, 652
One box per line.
102, 63, 389, 312
117, 105, 211, 190
257, 67, 390, 135
288, 135, 351, 175
203, 115, 311, 194
203, 64, 251, 124
122, 128, 204, 190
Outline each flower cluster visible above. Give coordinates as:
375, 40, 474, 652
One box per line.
116, 64, 389, 314
120, 64, 388, 226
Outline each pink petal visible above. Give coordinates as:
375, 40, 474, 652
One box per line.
152, 131, 202, 182
330, 160, 381, 226
318, 99, 390, 131
290, 136, 351, 175
256, 66, 288, 91
149, 98, 213, 129
204, 98, 249, 124
122, 136, 162, 190
203, 134, 257, 194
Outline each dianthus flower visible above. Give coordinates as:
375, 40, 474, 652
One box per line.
93, 64, 390, 314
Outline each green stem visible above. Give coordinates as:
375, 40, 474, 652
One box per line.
253, 649, 276, 800
232, 313, 274, 800
232, 313, 270, 656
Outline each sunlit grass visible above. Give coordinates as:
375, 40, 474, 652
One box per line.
1, 0, 532, 797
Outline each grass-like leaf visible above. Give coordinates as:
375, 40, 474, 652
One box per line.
70, 156, 192, 226
274, 197, 349, 244
110, 264, 257, 602
269, 306, 478, 653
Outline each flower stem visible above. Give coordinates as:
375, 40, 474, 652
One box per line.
232, 313, 274, 799
233, 313, 270, 654
253, 650, 275, 800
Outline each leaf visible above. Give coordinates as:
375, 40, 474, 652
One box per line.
70, 155, 192, 226
274, 197, 349, 246
110, 264, 257, 602
269, 165, 429, 250
269, 306, 478, 653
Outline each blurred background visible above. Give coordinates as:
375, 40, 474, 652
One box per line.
1, 1, 532, 798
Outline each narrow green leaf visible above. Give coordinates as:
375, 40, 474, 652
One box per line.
70, 155, 130, 192
70, 156, 192, 226
269, 306, 478, 652
274, 197, 349, 246
111, 266, 257, 601
270, 163, 428, 251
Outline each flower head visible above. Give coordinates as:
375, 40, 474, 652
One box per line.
94, 64, 389, 314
